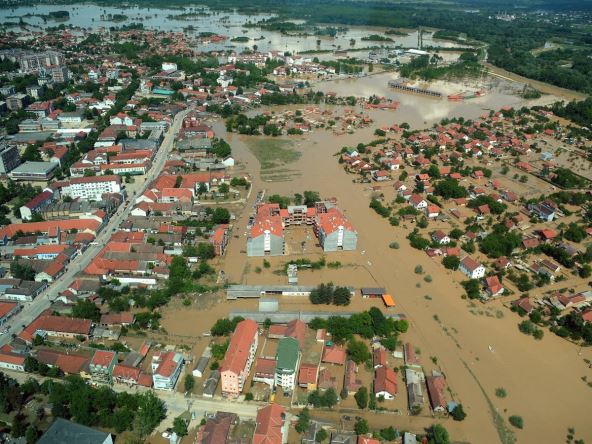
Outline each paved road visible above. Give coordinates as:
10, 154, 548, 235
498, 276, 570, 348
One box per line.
0, 367, 260, 432
0, 108, 191, 347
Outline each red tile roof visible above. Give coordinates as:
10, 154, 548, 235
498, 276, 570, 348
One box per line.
298, 363, 318, 385
91, 350, 116, 367
19, 315, 92, 343
0, 219, 100, 239
0, 302, 18, 319
426, 374, 447, 410
220, 320, 258, 375
317, 207, 355, 235
374, 366, 397, 396
253, 404, 285, 444
321, 345, 346, 365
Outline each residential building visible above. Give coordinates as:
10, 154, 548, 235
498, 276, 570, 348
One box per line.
405, 368, 425, 411
374, 366, 397, 399
0, 143, 21, 174
298, 362, 318, 390
275, 337, 300, 391
315, 208, 357, 252
426, 372, 447, 413
151, 351, 184, 390
38, 418, 113, 444
197, 412, 237, 444
459, 256, 486, 279
253, 357, 276, 388
6, 93, 29, 111
247, 204, 284, 256
18, 314, 92, 344
19, 189, 54, 220
253, 403, 286, 444
220, 319, 258, 397
0, 351, 25, 372
61, 175, 122, 201
0, 301, 19, 325
89, 350, 117, 385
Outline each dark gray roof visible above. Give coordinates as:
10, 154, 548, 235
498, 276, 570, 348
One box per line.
38, 418, 111, 444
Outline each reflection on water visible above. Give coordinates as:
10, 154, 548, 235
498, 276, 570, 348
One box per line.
1, 3, 470, 54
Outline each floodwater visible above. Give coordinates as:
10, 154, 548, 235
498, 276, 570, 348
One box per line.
202, 86, 592, 442
1, 3, 470, 54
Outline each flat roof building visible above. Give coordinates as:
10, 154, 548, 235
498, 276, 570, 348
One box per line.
9, 161, 58, 181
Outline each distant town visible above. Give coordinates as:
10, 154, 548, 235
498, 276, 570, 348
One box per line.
0, 1, 591, 444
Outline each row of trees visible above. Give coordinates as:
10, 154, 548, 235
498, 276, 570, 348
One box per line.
309, 283, 352, 306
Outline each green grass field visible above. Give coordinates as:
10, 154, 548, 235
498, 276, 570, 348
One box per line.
245, 138, 301, 171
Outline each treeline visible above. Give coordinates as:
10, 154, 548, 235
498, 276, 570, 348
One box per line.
0, 373, 165, 441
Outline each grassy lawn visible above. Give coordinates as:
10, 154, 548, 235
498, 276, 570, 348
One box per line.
245, 138, 300, 171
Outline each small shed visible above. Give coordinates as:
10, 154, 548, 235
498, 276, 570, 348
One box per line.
381, 294, 395, 307
360, 287, 386, 298
192, 356, 210, 378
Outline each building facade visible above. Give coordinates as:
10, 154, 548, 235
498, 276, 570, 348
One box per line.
220, 319, 258, 397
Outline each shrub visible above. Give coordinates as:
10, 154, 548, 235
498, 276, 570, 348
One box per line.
424, 275, 432, 283
451, 403, 467, 421
509, 415, 524, 429
389, 242, 400, 249
495, 388, 507, 398
414, 265, 424, 274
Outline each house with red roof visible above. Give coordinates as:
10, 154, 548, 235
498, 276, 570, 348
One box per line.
220, 319, 258, 397
90, 350, 117, 385
409, 194, 428, 210
100, 312, 135, 326
485, 275, 504, 297
210, 225, 229, 256
321, 345, 346, 365
18, 314, 92, 344
374, 366, 397, 399
425, 205, 440, 219
0, 219, 100, 243
426, 372, 447, 413
0, 351, 26, 372
298, 362, 318, 390
36, 349, 90, 375
0, 302, 20, 326
252, 404, 286, 444
459, 256, 486, 279
344, 359, 362, 393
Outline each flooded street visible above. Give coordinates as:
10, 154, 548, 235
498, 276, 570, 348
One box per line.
204, 82, 592, 442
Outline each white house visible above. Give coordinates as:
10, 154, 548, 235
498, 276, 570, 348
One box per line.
151, 351, 183, 390
431, 230, 450, 245
459, 256, 486, 279
409, 194, 428, 210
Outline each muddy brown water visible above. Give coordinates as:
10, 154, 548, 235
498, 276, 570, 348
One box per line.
161, 83, 592, 443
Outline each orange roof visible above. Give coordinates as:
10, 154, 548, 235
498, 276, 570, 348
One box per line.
298, 363, 318, 385
374, 366, 397, 396
250, 214, 283, 238
42, 261, 65, 277
91, 350, 116, 367
253, 404, 285, 444
0, 352, 25, 366
317, 207, 355, 235
220, 319, 258, 375
0, 302, 18, 319
113, 363, 141, 380
322, 345, 346, 365
0, 219, 100, 239
19, 315, 91, 343
154, 351, 181, 377
382, 294, 395, 307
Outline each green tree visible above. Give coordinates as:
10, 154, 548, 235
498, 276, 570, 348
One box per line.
172, 416, 188, 436
427, 424, 450, 444
72, 299, 101, 322
184, 374, 195, 393
354, 418, 369, 435
451, 403, 467, 421
354, 386, 368, 409
135, 391, 166, 437
347, 339, 371, 364
442, 255, 460, 270
509, 415, 524, 429
316, 428, 328, 442
322, 387, 338, 408
295, 408, 310, 433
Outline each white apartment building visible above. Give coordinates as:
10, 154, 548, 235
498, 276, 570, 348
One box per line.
151, 351, 183, 390
61, 175, 122, 201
